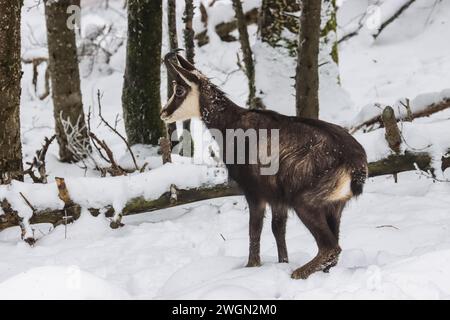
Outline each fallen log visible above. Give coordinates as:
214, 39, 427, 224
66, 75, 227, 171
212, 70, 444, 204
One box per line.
1, 151, 450, 235
368, 151, 450, 177
349, 97, 450, 134
0, 182, 242, 233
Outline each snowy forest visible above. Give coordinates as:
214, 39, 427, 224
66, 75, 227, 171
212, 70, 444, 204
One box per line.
0, 0, 450, 300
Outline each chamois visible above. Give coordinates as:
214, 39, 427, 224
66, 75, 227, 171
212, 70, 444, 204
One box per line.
161, 52, 368, 279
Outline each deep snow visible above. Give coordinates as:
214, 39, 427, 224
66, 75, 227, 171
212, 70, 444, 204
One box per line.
1, 0, 450, 299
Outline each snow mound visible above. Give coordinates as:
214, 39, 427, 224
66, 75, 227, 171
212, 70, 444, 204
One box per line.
0, 266, 130, 300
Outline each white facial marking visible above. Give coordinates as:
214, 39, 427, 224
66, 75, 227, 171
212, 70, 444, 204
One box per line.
163, 76, 201, 123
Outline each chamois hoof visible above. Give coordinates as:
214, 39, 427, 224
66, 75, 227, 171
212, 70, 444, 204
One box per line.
279, 257, 289, 264
291, 248, 341, 280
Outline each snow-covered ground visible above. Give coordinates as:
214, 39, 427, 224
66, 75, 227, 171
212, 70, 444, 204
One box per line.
2, 172, 450, 299
1, 0, 450, 299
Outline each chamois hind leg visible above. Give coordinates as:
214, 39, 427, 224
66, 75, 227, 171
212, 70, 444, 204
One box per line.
271, 204, 289, 263
291, 204, 341, 280
323, 202, 345, 272
245, 194, 266, 267
326, 202, 345, 242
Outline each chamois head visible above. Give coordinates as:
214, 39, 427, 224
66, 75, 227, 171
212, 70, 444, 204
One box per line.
160, 52, 204, 123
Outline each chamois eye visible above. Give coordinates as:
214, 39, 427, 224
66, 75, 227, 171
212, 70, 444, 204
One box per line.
175, 87, 186, 97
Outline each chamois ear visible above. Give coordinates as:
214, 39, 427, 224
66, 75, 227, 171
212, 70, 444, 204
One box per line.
175, 54, 196, 71
172, 63, 199, 85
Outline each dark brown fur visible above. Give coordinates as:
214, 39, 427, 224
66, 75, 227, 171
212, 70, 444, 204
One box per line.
162, 53, 368, 279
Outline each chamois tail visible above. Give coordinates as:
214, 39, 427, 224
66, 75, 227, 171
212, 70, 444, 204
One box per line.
350, 166, 367, 197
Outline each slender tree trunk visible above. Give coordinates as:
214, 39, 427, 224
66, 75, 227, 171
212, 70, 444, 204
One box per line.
295, 0, 322, 119
122, 0, 165, 146
167, 0, 179, 147
183, 0, 195, 65
181, 0, 195, 156
232, 0, 259, 109
45, 0, 90, 162
0, 0, 24, 183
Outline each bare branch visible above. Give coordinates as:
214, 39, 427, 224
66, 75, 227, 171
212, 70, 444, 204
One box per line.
96, 90, 140, 171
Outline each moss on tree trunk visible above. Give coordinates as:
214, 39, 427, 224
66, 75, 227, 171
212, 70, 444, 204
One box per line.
122, 0, 165, 146
259, 0, 300, 53
0, 0, 24, 183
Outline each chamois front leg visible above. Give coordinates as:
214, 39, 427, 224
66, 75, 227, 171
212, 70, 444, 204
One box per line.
245, 195, 266, 267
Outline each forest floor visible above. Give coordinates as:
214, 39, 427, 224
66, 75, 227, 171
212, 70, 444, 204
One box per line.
1, 0, 450, 299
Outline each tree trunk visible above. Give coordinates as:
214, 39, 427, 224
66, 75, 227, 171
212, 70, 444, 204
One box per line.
295, 0, 322, 119
320, 0, 340, 84
45, 0, 90, 163
0, 0, 24, 183
167, 0, 179, 147
122, 0, 165, 146
183, 0, 195, 65
181, 0, 195, 157
232, 0, 258, 109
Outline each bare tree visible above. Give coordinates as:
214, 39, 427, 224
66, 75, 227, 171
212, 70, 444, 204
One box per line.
183, 0, 195, 64
0, 0, 24, 183
181, 0, 195, 156
232, 0, 260, 109
167, 0, 179, 147
295, 0, 322, 119
45, 0, 91, 162
122, 0, 165, 145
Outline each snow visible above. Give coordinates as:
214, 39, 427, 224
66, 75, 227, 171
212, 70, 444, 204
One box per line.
1, 0, 450, 299
0, 266, 130, 300
2, 173, 450, 299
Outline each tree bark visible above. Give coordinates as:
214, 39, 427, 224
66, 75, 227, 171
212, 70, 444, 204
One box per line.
167, 0, 179, 148
181, 0, 195, 157
183, 0, 195, 64
232, 0, 258, 109
45, 0, 90, 162
382, 106, 402, 154
296, 0, 322, 119
0, 0, 24, 184
122, 0, 165, 145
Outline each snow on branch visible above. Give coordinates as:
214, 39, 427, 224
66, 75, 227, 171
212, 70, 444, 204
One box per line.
348, 89, 450, 134
0, 163, 230, 242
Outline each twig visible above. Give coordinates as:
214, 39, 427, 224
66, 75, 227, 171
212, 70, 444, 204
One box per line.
87, 107, 111, 165
89, 132, 127, 177
23, 135, 56, 183
19, 192, 37, 213
376, 225, 399, 230
414, 163, 450, 182
96, 90, 140, 171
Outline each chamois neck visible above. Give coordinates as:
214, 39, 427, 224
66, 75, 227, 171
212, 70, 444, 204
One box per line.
199, 81, 245, 132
